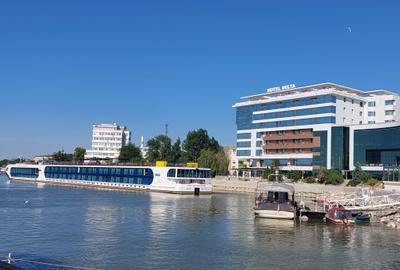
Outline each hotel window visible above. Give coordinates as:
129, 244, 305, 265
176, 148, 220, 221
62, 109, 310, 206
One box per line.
343, 117, 346, 122
385, 100, 395, 106
359, 121, 362, 124
368, 101, 376, 107
385, 110, 395, 116
360, 102, 363, 107
359, 111, 362, 116
368, 121, 376, 124
343, 107, 346, 112
368, 111, 376, 117
352, 99, 354, 104
344, 98, 346, 102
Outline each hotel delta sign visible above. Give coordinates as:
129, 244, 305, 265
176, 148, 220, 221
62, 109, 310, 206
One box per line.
267, 84, 296, 93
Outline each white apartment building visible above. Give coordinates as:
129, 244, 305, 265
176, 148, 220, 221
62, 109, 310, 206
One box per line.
85, 123, 131, 159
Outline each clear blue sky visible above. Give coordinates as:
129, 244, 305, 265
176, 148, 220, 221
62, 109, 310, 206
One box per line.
1, 0, 400, 159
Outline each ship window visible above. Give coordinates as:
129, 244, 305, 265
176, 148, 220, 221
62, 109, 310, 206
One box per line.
167, 169, 176, 177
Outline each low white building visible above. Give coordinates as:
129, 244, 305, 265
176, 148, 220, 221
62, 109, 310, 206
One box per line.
85, 123, 131, 160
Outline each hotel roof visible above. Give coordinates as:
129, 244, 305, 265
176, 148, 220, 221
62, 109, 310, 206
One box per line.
240, 82, 398, 100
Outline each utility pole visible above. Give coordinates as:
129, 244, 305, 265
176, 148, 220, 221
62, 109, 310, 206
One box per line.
165, 124, 169, 136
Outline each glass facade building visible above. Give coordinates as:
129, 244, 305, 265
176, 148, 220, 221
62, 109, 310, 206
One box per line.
354, 126, 400, 166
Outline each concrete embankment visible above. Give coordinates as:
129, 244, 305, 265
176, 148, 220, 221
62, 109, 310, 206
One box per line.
211, 177, 360, 195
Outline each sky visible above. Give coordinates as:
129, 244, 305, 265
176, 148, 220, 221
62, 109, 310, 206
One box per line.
1, 0, 400, 159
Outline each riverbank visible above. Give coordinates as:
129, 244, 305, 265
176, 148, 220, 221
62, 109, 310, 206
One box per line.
211, 177, 360, 195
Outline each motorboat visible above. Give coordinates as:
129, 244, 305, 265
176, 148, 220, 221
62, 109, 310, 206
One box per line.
325, 207, 355, 225
254, 182, 296, 220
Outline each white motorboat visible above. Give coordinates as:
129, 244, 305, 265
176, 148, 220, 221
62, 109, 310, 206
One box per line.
254, 182, 296, 220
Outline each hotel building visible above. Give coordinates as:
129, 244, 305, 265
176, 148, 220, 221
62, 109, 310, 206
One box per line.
233, 82, 400, 177
85, 123, 131, 159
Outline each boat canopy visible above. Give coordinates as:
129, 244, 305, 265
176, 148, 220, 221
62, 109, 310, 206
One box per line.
256, 182, 294, 193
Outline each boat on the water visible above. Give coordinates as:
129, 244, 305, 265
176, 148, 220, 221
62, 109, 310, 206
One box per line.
325, 207, 355, 225
353, 213, 371, 224
254, 182, 296, 220
4, 162, 212, 195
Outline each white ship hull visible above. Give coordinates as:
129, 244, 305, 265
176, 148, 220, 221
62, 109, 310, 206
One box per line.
254, 209, 295, 220
5, 164, 212, 195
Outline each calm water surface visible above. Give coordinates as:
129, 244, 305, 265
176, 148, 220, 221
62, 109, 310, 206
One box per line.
1, 175, 400, 270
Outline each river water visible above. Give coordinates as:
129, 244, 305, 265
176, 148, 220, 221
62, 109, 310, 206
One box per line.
1, 175, 400, 270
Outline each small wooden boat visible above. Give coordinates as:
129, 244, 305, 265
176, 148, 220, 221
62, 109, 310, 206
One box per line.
325, 207, 355, 225
353, 213, 371, 224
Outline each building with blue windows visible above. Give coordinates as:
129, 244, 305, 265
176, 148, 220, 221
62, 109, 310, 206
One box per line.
233, 82, 400, 177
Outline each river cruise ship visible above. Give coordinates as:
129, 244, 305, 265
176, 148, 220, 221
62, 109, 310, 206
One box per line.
4, 162, 212, 195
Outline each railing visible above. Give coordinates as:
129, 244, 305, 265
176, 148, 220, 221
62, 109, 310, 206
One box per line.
325, 191, 400, 211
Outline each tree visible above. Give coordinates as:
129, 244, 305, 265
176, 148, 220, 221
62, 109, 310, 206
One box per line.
198, 149, 229, 176
119, 144, 143, 163
215, 150, 229, 176
182, 129, 221, 162
198, 149, 217, 175
146, 135, 172, 162
170, 138, 183, 164
73, 147, 86, 162
262, 167, 271, 179
318, 167, 328, 184
288, 170, 302, 182
271, 160, 280, 172
53, 150, 73, 162
349, 163, 370, 186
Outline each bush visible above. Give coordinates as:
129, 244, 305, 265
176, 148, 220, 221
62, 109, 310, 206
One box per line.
288, 170, 302, 182
304, 176, 316, 184
366, 178, 381, 186
325, 169, 344, 185
347, 180, 359, 187
317, 167, 328, 184
262, 167, 271, 180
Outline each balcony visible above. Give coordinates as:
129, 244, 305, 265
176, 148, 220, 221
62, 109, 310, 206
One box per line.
263, 139, 320, 150
262, 130, 314, 141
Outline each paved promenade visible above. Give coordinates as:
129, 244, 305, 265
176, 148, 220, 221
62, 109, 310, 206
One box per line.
211, 176, 360, 195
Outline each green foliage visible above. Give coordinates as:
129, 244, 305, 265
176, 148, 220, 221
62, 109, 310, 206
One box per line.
119, 144, 143, 163
182, 129, 221, 162
170, 138, 183, 164
304, 176, 316, 184
317, 167, 328, 184
325, 169, 344, 185
146, 135, 172, 162
73, 147, 86, 162
349, 163, 370, 186
271, 160, 280, 172
198, 149, 229, 176
288, 170, 302, 182
262, 167, 271, 179
347, 180, 359, 187
366, 178, 381, 186
238, 160, 247, 169
0, 158, 22, 167
352, 163, 363, 184
53, 151, 73, 162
